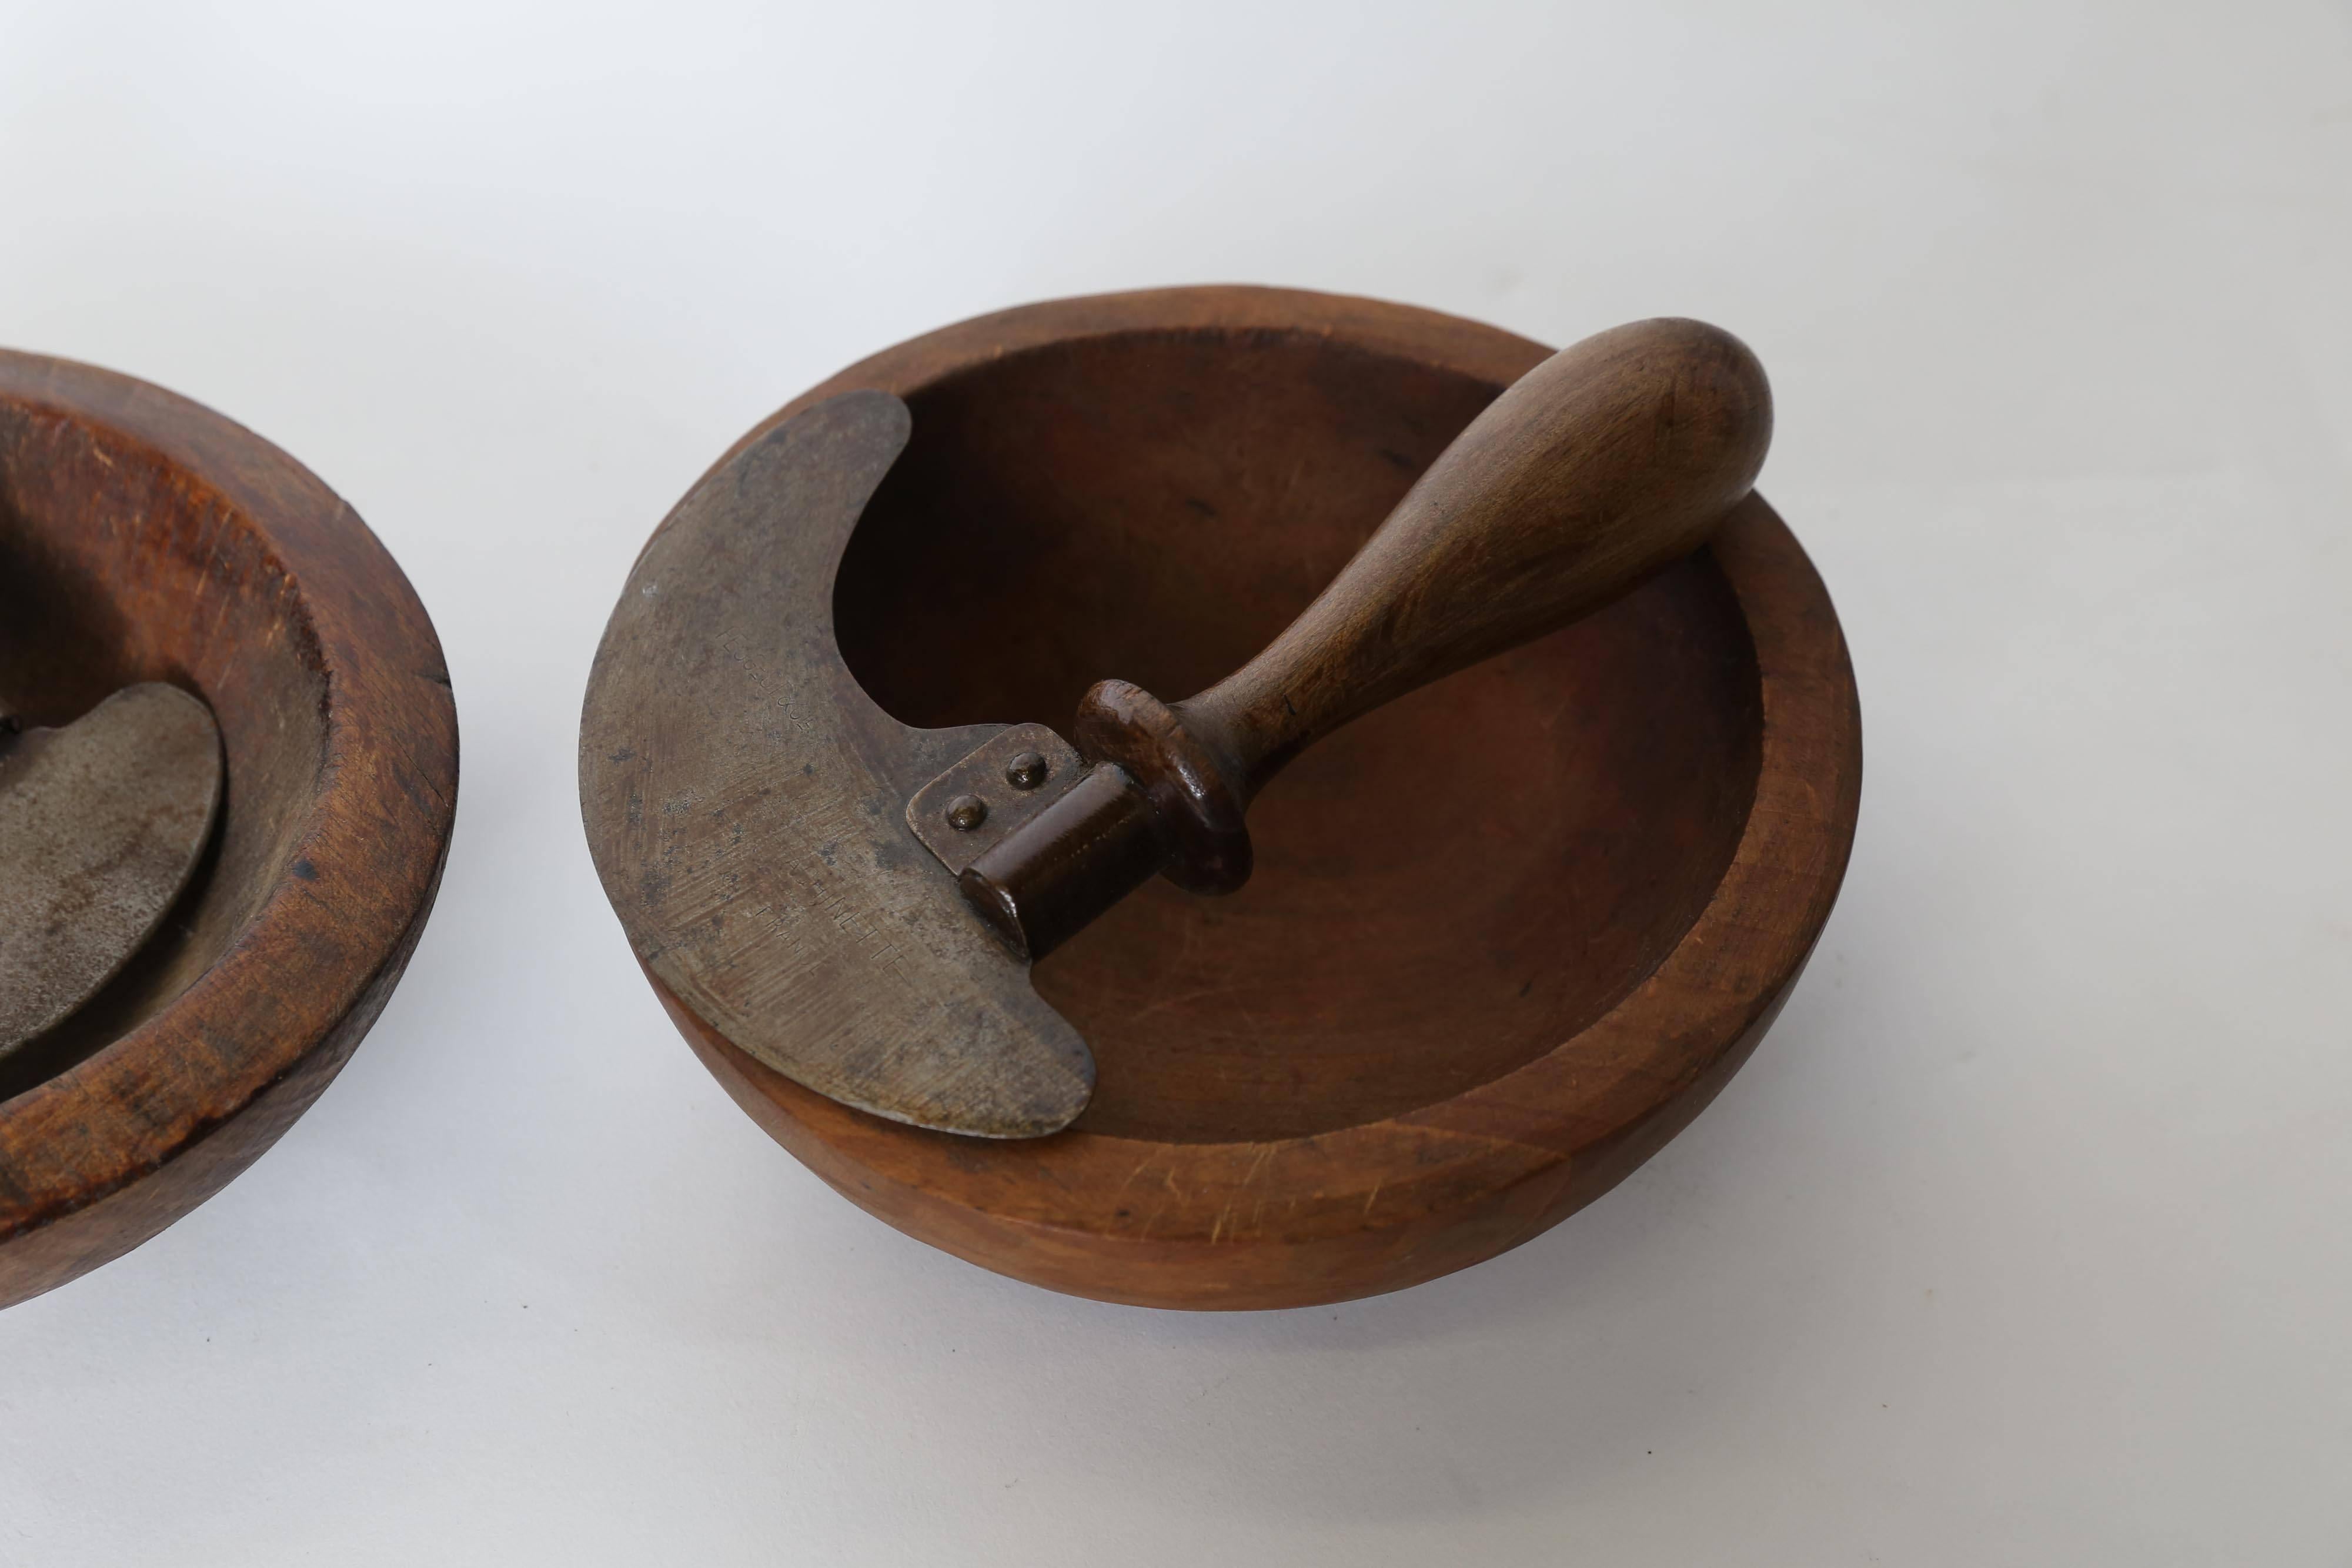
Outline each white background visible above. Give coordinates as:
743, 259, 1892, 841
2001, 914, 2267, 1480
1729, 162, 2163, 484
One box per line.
4, 2, 2348, 1562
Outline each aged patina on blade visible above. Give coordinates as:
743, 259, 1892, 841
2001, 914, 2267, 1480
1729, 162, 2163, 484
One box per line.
0, 683, 223, 1059
579, 391, 1097, 1138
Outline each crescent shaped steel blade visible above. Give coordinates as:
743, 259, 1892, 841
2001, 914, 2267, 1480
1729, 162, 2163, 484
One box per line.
579, 390, 1097, 1138
0, 683, 223, 1059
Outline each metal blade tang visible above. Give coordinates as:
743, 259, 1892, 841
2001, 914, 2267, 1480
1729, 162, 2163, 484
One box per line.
907, 724, 1170, 962
902, 722, 1085, 875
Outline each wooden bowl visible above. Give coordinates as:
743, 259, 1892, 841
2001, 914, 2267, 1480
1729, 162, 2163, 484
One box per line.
647, 287, 1860, 1309
0, 352, 457, 1308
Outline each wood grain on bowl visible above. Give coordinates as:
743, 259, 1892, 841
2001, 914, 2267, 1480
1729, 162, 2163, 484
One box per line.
0, 351, 457, 1308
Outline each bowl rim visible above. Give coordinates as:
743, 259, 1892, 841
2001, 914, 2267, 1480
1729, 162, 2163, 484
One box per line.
648, 285, 1862, 1282
0, 350, 457, 1284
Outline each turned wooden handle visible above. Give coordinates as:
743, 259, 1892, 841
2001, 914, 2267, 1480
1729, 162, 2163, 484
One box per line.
1073, 316, 1772, 895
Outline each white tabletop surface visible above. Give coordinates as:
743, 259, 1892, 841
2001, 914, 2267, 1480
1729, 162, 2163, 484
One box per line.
4, 3, 2348, 1562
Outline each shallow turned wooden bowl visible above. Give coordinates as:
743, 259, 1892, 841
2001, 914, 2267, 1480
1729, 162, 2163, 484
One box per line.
0, 352, 457, 1308
653, 286, 1860, 1309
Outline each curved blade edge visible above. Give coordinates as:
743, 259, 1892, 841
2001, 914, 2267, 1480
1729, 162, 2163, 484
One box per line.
0, 684, 223, 1057
579, 391, 1095, 1138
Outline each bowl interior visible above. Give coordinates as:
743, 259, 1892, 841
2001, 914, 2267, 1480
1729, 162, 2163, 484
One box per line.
835, 327, 1765, 1145
0, 399, 325, 1098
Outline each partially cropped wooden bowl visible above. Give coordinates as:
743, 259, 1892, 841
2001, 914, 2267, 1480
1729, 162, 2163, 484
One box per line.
649, 286, 1860, 1309
0, 352, 457, 1308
